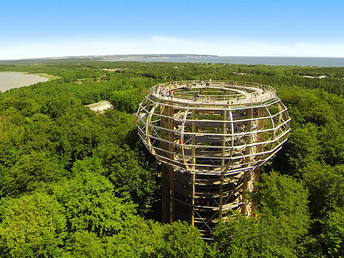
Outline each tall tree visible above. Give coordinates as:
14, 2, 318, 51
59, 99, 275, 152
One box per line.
52, 165, 136, 237
213, 172, 310, 257
0, 192, 67, 257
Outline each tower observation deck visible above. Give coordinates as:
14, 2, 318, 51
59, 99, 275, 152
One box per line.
136, 80, 290, 238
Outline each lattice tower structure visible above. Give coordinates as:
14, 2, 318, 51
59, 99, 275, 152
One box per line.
136, 80, 290, 238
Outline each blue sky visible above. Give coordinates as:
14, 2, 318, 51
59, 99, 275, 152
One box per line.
1, 0, 344, 59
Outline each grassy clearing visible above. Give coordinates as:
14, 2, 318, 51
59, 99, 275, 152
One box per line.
34, 73, 61, 81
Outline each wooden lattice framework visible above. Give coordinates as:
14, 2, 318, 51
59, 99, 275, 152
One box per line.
136, 80, 290, 238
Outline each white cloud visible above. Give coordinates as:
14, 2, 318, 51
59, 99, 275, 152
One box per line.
1, 36, 344, 60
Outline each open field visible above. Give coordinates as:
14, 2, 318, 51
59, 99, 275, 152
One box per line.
86, 100, 113, 112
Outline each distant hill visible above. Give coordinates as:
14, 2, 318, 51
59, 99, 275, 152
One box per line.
0, 54, 219, 63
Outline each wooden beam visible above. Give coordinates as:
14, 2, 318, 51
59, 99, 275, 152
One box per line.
191, 109, 196, 225
242, 108, 253, 216
168, 105, 175, 223
219, 110, 227, 219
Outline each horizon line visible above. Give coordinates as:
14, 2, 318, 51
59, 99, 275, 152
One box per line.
2, 54, 344, 62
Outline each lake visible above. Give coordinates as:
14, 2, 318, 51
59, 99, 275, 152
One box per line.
0, 72, 48, 92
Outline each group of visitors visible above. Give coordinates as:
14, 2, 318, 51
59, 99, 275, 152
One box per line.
152, 83, 174, 98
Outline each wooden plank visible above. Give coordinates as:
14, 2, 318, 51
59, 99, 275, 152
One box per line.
191, 110, 196, 225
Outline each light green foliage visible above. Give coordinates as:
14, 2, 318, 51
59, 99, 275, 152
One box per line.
52, 164, 136, 237
98, 109, 137, 145
0, 61, 344, 256
321, 207, 344, 257
213, 172, 310, 257
157, 221, 206, 258
54, 107, 105, 167
23, 113, 57, 152
284, 124, 321, 173
257, 172, 310, 256
70, 231, 106, 258
272, 87, 344, 176
104, 217, 164, 257
0, 97, 40, 116
0, 144, 19, 197
42, 95, 81, 120
105, 219, 206, 258
280, 88, 336, 127
318, 122, 344, 166
8, 152, 62, 195
70, 156, 105, 176
213, 215, 260, 258
258, 172, 309, 220
96, 144, 157, 214
109, 89, 146, 113
0, 192, 67, 257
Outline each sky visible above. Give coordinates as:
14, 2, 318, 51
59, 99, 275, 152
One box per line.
1, 0, 344, 59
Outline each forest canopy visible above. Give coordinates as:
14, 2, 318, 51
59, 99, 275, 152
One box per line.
0, 60, 344, 257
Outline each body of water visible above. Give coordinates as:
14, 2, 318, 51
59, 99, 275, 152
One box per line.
110, 56, 344, 67
0, 72, 48, 92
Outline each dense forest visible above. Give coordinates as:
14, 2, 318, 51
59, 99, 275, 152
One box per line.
0, 60, 344, 257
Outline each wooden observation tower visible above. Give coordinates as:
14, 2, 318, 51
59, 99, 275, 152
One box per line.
136, 80, 290, 238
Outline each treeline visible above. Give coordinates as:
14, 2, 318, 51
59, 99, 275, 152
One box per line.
76, 61, 344, 95
0, 61, 343, 257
